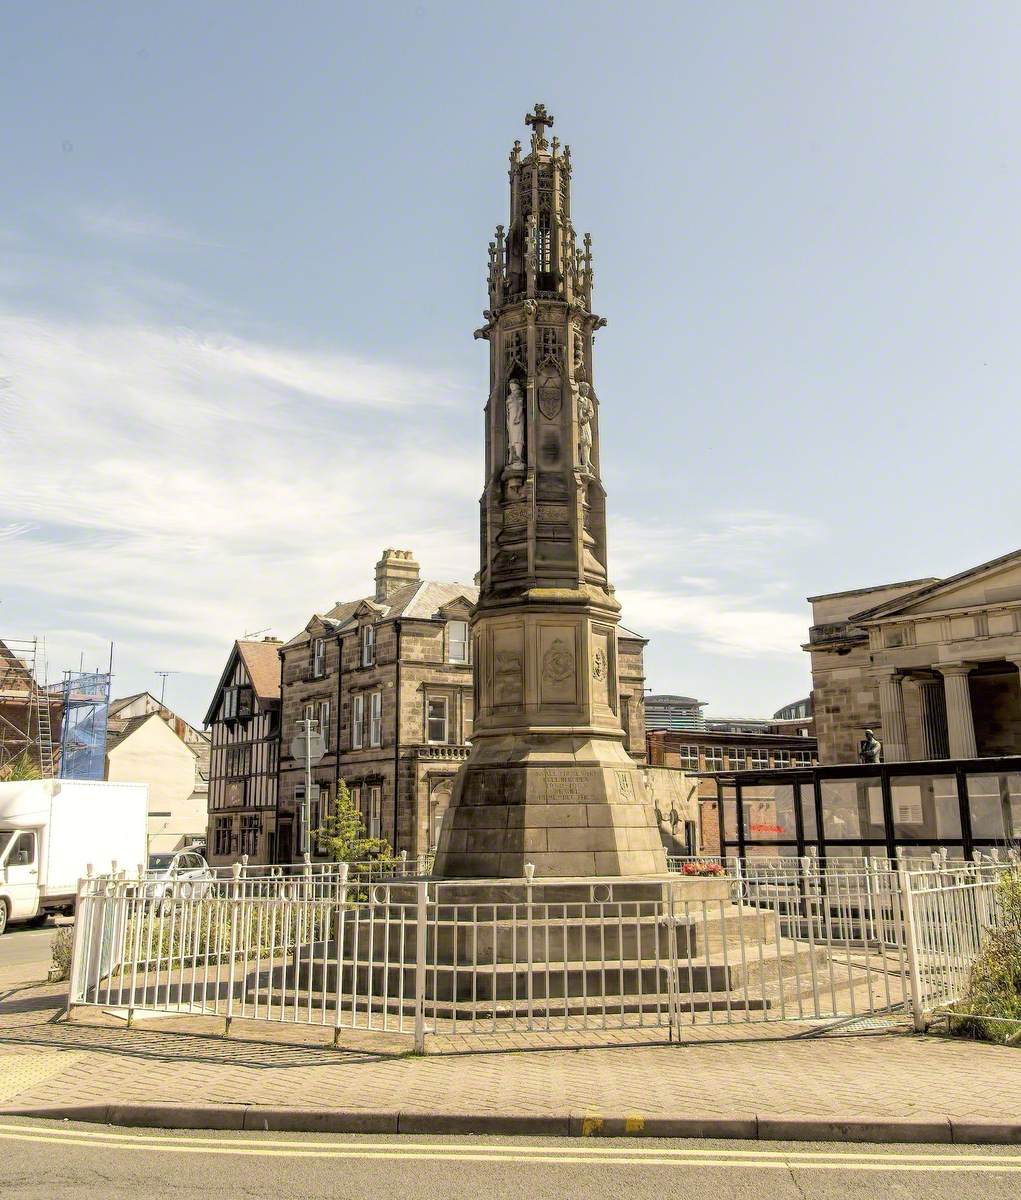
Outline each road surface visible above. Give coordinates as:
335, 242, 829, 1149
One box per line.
1, 1120, 1021, 1199
0, 919, 68, 990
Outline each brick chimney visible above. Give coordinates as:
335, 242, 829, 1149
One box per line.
374, 549, 420, 602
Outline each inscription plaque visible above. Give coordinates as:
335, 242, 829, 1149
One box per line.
543, 767, 589, 805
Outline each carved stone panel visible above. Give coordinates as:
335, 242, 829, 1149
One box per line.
539, 626, 578, 705
492, 626, 525, 707
591, 629, 610, 710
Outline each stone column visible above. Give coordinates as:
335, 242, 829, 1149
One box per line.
874, 667, 908, 761
937, 663, 977, 759
917, 676, 950, 759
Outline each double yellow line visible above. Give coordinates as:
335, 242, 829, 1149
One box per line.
0, 1123, 1019, 1172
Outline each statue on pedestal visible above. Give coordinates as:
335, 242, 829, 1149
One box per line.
506, 379, 525, 468
577, 381, 594, 475
858, 729, 883, 764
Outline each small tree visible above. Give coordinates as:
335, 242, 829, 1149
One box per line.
314, 779, 394, 866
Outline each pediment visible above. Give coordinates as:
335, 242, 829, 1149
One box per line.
437, 595, 474, 620
852, 550, 1021, 623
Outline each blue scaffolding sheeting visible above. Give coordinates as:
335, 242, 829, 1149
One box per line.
57, 670, 111, 780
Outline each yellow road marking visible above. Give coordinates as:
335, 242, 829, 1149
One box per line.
0, 1124, 1018, 1171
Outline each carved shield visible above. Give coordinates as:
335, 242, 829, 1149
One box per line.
538, 374, 562, 420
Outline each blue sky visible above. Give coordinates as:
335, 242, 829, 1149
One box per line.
2, 2, 1020, 727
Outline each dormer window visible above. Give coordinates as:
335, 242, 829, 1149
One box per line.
361, 623, 375, 667
311, 637, 326, 678
447, 620, 469, 664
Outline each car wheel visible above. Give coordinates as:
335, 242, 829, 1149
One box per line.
0, 902, 8, 936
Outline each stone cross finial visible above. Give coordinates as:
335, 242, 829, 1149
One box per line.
525, 103, 554, 145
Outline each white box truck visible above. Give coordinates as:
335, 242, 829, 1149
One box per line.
0, 779, 148, 934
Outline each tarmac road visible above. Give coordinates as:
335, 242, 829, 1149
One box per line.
0, 918, 68, 989
2, 1120, 1021, 1200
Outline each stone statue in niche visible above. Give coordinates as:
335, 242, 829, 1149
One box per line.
506, 379, 525, 468
572, 321, 585, 377
577, 381, 595, 475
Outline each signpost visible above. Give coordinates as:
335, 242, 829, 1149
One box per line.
290, 720, 326, 858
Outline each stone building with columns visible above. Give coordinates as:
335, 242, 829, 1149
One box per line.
806, 549, 1021, 764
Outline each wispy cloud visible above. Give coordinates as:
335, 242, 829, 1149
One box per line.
609, 510, 821, 660
0, 311, 479, 700
76, 205, 210, 245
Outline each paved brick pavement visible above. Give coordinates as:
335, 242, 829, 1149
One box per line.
0, 980, 1019, 1131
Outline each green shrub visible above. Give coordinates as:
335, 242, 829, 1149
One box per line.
953, 868, 1021, 1045
50, 925, 74, 981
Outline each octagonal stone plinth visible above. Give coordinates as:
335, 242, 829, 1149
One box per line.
432, 735, 667, 878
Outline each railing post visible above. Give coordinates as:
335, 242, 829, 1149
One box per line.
897, 863, 927, 1032
414, 879, 427, 1054
224, 862, 241, 1036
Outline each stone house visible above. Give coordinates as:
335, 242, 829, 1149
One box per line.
806, 548, 1021, 764
204, 639, 282, 866
275, 549, 650, 861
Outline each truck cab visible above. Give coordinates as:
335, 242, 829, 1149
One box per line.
0, 825, 43, 933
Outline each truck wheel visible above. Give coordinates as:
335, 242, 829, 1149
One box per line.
0, 902, 7, 936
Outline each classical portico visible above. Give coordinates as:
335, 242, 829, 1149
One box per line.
432, 106, 665, 877
806, 550, 1021, 764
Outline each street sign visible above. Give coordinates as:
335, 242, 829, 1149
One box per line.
290, 729, 326, 764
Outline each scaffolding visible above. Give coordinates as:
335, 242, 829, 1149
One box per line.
0, 637, 58, 777
56, 667, 113, 781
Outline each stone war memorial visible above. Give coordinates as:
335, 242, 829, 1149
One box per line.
65, 105, 1013, 1059
433, 103, 667, 879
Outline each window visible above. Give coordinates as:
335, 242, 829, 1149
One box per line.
747, 749, 769, 770
311, 637, 326, 678
7, 831, 35, 866
222, 687, 238, 720
368, 785, 382, 839
352, 695, 364, 749
361, 623, 375, 667
225, 745, 251, 777
792, 750, 814, 767
349, 784, 362, 816
678, 745, 699, 770
427, 696, 449, 743
213, 817, 232, 857
619, 695, 631, 751
773, 750, 792, 769
318, 700, 331, 747
703, 747, 725, 772
370, 691, 382, 747
728, 747, 747, 770
239, 814, 259, 856
448, 620, 469, 664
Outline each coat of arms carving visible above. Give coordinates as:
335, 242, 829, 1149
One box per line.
537, 374, 562, 420
541, 638, 574, 684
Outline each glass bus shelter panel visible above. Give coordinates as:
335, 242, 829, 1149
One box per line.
966, 772, 1021, 841
798, 782, 817, 840
740, 784, 797, 843
821, 777, 884, 841
889, 774, 961, 841
744, 843, 799, 861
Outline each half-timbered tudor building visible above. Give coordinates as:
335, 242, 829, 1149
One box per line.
204, 638, 282, 865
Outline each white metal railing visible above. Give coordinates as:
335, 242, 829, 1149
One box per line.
66, 860, 1013, 1049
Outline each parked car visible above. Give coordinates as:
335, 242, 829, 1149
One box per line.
148, 850, 216, 901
